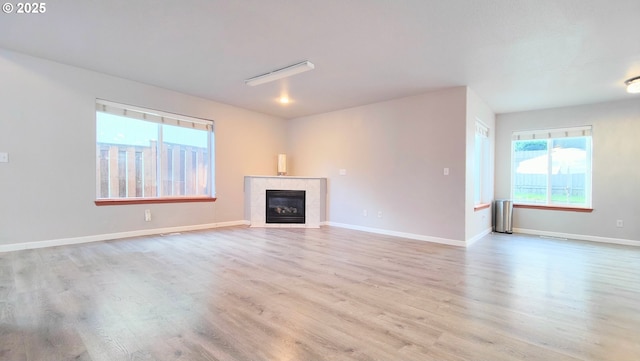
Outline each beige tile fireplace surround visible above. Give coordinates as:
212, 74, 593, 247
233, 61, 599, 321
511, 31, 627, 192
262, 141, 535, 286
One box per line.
244, 176, 327, 228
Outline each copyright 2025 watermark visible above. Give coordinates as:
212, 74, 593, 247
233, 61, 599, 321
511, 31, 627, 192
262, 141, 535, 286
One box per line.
3, 2, 47, 14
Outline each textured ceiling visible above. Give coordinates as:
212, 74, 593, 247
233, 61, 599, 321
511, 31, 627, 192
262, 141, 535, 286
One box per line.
1, 0, 639, 119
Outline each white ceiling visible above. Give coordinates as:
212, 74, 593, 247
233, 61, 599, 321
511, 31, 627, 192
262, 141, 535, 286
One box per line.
1, 0, 639, 119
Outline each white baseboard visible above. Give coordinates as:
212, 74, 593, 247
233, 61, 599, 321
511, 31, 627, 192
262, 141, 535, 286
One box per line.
23, 221, 628, 254
327, 222, 467, 247
513, 228, 639, 247
467, 227, 492, 247
0, 220, 250, 253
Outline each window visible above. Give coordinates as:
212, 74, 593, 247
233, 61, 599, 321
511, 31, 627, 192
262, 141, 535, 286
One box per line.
96, 100, 214, 203
474, 120, 490, 206
512, 126, 592, 208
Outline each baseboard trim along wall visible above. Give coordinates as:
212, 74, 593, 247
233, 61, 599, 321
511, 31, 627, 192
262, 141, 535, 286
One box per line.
328, 222, 467, 247
9, 223, 630, 253
0, 220, 251, 253
467, 227, 493, 247
514, 228, 640, 247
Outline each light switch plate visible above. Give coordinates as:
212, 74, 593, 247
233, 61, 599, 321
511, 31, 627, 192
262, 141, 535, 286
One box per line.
0, 152, 8, 163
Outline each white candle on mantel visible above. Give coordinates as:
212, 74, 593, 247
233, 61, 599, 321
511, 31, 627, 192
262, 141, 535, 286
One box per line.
277, 154, 287, 175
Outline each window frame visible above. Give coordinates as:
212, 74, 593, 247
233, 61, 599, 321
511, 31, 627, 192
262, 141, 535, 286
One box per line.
474, 119, 490, 209
510, 126, 592, 211
94, 100, 216, 206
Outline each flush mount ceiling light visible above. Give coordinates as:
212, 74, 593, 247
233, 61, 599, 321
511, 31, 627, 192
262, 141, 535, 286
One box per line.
278, 96, 290, 104
625, 76, 640, 94
245, 61, 315, 86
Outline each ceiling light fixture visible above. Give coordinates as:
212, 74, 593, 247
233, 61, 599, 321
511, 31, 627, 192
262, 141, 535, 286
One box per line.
625, 76, 640, 94
245, 61, 315, 86
278, 96, 290, 104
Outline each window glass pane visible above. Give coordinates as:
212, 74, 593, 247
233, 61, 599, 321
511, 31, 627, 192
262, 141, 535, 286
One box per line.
99, 147, 110, 198
474, 123, 491, 206
96, 112, 158, 199
512, 135, 591, 208
97, 113, 158, 146
160, 124, 210, 197
474, 134, 482, 204
513, 140, 548, 204
550, 137, 587, 205
118, 149, 127, 197
135, 151, 143, 197
96, 104, 213, 200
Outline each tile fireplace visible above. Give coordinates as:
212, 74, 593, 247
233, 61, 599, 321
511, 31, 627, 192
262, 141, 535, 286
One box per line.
244, 176, 327, 228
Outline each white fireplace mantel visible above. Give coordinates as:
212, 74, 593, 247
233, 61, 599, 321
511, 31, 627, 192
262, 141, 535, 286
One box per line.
244, 176, 327, 228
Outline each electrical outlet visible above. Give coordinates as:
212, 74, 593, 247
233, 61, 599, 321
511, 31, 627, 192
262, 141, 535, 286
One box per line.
616, 219, 623, 228
377, 211, 383, 218
362, 209, 368, 217
339, 169, 347, 176
443, 167, 449, 176
145, 209, 152, 222
0, 152, 8, 163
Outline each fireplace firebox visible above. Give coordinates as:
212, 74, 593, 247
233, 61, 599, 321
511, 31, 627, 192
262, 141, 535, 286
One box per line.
266, 190, 306, 224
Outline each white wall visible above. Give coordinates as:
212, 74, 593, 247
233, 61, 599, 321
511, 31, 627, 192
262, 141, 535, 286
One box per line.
0, 48, 287, 247
465, 88, 496, 243
287, 87, 468, 243
496, 99, 640, 244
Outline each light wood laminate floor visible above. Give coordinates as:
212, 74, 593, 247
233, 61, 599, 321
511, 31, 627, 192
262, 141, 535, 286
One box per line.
1, 226, 639, 360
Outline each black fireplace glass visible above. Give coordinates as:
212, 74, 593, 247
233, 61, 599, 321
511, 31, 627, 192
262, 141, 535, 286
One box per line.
266, 190, 306, 224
